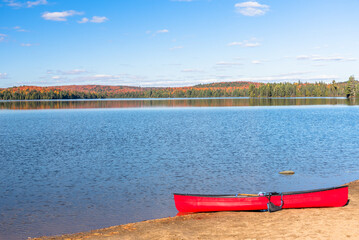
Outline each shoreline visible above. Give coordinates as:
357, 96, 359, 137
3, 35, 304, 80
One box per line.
33, 180, 359, 240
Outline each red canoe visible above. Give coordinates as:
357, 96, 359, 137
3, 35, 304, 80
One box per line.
174, 185, 348, 213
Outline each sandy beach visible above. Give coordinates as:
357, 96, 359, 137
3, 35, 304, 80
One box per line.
32, 180, 359, 240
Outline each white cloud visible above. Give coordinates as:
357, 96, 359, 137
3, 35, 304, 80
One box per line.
0, 33, 7, 42
228, 39, 260, 47
157, 29, 169, 33
20, 43, 35, 47
270, 71, 312, 78
42, 10, 83, 21
312, 44, 329, 50
77, 16, 108, 24
170, 46, 183, 50
77, 17, 89, 23
181, 69, 203, 73
228, 42, 242, 46
221, 74, 339, 83
296, 55, 311, 60
139, 77, 219, 87
90, 74, 121, 81
90, 16, 108, 23
216, 61, 243, 66
313, 56, 356, 62
4, 0, 47, 8
228, 41, 260, 47
244, 42, 260, 47
147, 29, 170, 37
296, 55, 357, 62
69, 73, 147, 85
46, 69, 88, 75
235, 1, 269, 16
58, 69, 88, 75
26, 0, 47, 7
0, 73, 9, 79
36, 72, 147, 86
252, 60, 262, 64
3, 0, 22, 7
13, 26, 28, 32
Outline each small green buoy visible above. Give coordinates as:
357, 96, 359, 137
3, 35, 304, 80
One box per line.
279, 170, 295, 175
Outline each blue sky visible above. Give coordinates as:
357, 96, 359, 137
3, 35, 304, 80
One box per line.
0, 0, 358, 87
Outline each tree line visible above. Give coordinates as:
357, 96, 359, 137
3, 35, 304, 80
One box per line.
0, 77, 357, 100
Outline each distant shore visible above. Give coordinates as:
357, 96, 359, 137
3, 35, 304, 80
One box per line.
0, 80, 353, 100
33, 180, 359, 240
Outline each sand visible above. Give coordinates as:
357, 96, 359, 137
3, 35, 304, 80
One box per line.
33, 180, 359, 240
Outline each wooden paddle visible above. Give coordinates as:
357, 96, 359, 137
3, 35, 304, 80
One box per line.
279, 170, 295, 175
236, 193, 258, 197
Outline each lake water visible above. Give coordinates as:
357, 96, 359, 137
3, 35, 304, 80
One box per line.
1, 98, 359, 239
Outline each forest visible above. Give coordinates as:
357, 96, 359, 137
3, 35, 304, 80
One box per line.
0, 76, 357, 100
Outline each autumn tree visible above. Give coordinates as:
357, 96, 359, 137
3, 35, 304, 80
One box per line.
345, 75, 356, 98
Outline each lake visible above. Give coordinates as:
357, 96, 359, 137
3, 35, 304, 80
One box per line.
1, 98, 359, 239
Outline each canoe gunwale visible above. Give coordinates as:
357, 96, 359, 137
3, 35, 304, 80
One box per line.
173, 185, 348, 198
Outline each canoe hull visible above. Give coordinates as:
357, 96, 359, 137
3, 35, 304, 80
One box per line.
174, 186, 348, 213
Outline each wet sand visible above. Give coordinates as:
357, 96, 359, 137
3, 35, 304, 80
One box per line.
34, 180, 359, 240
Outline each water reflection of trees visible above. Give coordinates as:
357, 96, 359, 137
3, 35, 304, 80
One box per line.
0, 98, 351, 110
